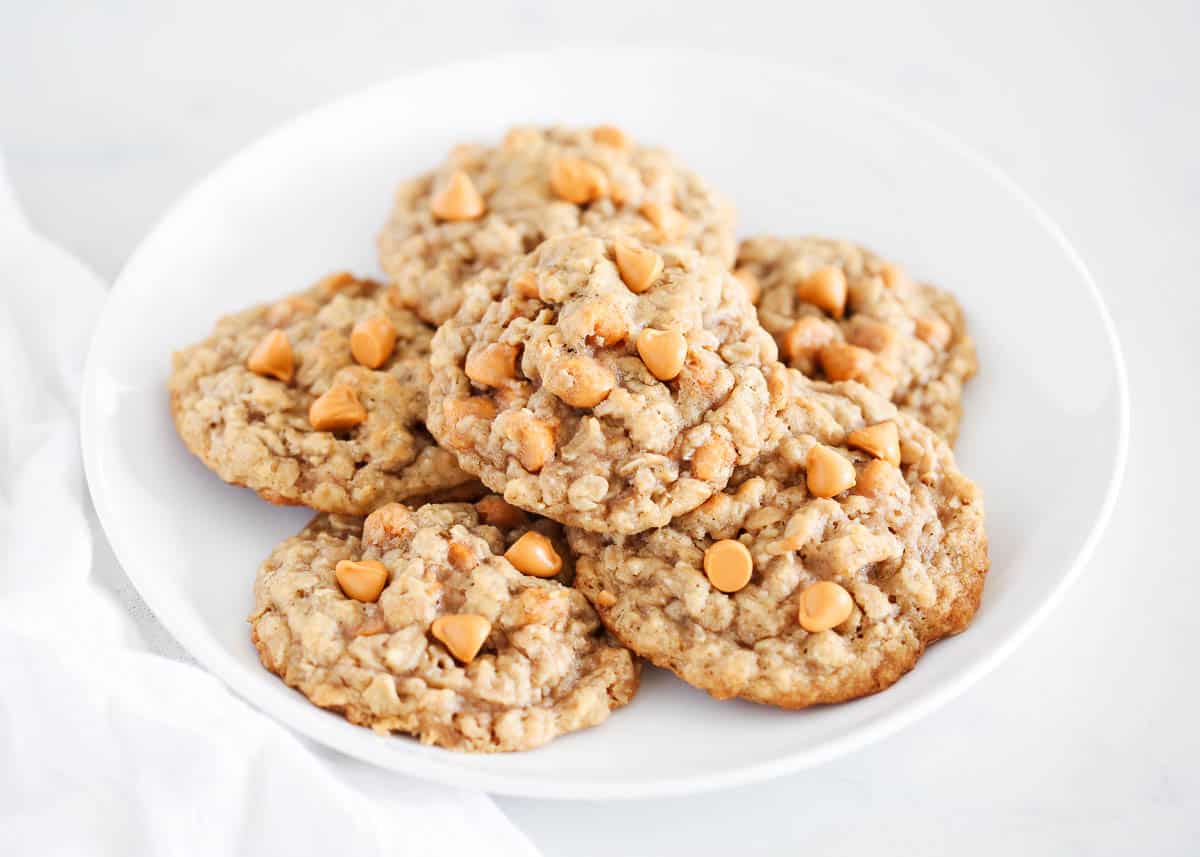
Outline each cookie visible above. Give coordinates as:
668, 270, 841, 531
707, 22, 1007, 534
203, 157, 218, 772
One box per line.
570, 370, 988, 708
736, 237, 978, 442
250, 498, 639, 752
169, 272, 474, 515
379, 125, 737, 324
426, 232, 779, 535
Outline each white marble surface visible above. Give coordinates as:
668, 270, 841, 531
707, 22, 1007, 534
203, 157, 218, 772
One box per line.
4, 1, 1197, 853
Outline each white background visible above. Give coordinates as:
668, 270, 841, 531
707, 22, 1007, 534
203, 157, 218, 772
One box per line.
4, 1, 1197, 854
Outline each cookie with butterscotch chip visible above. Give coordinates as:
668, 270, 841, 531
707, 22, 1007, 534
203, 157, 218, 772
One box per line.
250, 498, 638, 752
427, 232, 779, 535
737, 236, 977, 443
569, 370, 988, 708
169, 272, 474, 514
378, 125, 736, 324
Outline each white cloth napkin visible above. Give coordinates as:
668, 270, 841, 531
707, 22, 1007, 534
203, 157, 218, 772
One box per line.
0, 157, 538, 857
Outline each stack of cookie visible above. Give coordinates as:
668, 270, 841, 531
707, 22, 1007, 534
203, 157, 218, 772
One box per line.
170, 125, 988, 753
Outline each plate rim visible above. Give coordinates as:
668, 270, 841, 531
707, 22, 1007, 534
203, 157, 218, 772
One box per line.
80, 46, 1130, 799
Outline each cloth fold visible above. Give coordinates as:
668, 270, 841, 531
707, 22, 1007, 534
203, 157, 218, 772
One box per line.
0, 156, 538, 857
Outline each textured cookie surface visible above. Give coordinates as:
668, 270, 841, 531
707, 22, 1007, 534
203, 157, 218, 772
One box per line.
427, 232, 779, 535
379, 125, 737, 324
170, 273, 473, 514
738, 237, 977, 442
251, 499, 639, 752
570, 371, 988, 707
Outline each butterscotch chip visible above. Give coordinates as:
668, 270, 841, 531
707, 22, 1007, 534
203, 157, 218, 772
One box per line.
251, 503, 638, 751
441, 397, 497, 448
573, 298, 629, 346
854, 458, 901, 498
915, 315, 952, 350
691, 437, 734, 483
591, 125, 630, 148
639, 201, 687, 241
570, 371, 988, 708
739, 236, 977, 443
503, 127, 541, 150
849, 318, 896, 353
543, 356, 615, 408
636, 328, 687, 381
512, 417, 556, 473
780, 317, 835, 365
169, 273, 473, 514
847, 421, 901, 466
796, 266, 847, 319
246, 329, 294, 382
550, 156, 610, 205
309, 384, 367, 431
465, 343, 520, 388
430, 614, 492, 663
267, 295, 317, 327
427, 233, 777, 535
820, 342, 874, 382
511, 270, 540, 299
879, 262, 911, 293
805, 443, 856, 498
475, 495, 527, 528
446, 541, 478, 572
505, 531, 564, 579
334, 559, 389, 603
379, 126, 735, 325
350, 316, 398, 369
443, 395, 497, 423
318, 271, 357, 294
614, 240, 663, 293
797, 581, 854, 632
514, 588, 569, 625
703, 539, 753, 593
430, 170, 485, 221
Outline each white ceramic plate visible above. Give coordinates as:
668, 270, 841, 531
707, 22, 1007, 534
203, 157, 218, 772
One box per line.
81, 49, 1128, 799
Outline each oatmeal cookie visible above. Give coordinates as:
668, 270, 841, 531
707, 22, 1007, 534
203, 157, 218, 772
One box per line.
250, 498, 639, 752
379, 125, 737, 324
169, 272, 474, 514
737, 236, 977, 442
570, 370, 988, 707
426, 232, 779, 535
